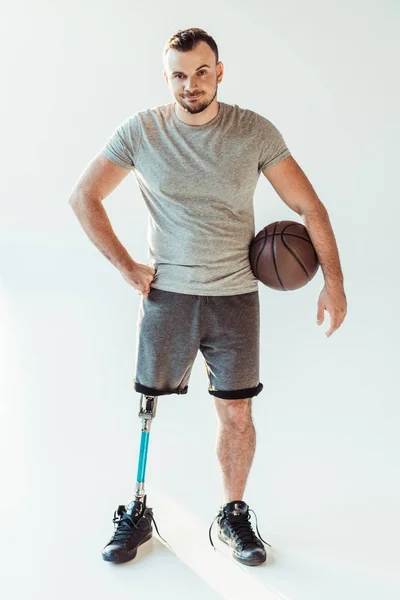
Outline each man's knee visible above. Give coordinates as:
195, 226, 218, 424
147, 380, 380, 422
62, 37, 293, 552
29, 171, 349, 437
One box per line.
214, 397, 252, 424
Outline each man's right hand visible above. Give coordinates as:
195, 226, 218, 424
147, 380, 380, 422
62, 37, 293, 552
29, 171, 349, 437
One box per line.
120, 262, 157, 298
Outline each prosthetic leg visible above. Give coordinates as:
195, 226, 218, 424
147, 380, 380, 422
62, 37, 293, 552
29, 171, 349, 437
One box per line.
102, 393, 169, 563
133, 394, 158, 511
132, 393, 170, 550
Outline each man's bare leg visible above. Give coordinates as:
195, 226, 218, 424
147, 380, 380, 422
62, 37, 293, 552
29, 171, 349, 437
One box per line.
214, 397, 256, 503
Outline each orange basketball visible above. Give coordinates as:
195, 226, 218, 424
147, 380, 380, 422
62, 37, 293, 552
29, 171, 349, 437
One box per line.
249, 220, 319, 291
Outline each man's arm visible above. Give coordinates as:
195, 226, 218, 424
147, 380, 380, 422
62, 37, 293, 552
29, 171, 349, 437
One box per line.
68, 152, 134, 272
68, 152, 156, 297
262, 155, 344, 287
262, 155, 347, 336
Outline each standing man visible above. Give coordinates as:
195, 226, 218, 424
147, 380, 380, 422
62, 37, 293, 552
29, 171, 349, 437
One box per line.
69, 27, 347, 567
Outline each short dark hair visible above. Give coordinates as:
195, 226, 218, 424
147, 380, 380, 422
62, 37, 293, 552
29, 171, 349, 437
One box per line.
163, 28, 219, 66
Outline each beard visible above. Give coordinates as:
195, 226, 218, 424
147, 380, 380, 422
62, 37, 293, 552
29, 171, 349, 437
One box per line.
178, 86, 218, 114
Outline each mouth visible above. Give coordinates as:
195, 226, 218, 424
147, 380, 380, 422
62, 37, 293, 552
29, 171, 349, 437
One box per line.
186, 94, 202, 101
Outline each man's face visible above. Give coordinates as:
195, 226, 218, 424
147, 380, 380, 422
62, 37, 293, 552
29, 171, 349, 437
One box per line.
163, 41, 223, 114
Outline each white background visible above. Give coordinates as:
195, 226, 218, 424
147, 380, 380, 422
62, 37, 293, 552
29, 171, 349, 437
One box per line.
1, 1, 399, 599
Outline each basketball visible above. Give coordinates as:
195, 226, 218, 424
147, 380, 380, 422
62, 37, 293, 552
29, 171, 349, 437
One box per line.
249, 220, 319, 291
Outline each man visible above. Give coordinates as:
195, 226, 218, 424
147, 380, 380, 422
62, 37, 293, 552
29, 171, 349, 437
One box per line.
69, 28, 347, 567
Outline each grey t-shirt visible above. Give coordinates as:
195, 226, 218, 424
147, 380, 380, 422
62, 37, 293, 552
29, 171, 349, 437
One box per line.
101, 101, 291, 296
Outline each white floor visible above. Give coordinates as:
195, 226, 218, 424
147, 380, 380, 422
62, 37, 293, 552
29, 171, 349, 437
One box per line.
0, 291, 226, 600
1, 251, 399, 600
0, 277, 287, 600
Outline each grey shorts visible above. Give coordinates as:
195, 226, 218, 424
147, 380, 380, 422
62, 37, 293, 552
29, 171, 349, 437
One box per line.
133, 288, 263, 400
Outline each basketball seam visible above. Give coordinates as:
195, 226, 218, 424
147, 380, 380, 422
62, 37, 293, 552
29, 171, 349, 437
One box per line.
271, 222, 286, 291
254, 227, 269, 279
250, 232, 313, 244
281, 234, 311, 280
280, 223, 314, 282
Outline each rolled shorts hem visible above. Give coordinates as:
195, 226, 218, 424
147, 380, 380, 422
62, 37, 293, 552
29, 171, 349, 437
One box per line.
208, 382, 264, 400
134, 380, 189, 397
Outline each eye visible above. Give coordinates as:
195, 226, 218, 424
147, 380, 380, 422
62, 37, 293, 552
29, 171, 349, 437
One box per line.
176, 70, 207, 79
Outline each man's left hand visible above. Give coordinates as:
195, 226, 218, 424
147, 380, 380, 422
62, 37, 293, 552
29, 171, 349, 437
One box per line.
316, 283, 347, 337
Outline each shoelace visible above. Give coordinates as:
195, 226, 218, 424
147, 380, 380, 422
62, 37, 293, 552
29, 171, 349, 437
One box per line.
111, 508, 173, 550
208, 508, 271, 550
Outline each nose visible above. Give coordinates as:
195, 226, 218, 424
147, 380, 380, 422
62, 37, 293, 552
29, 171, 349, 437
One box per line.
184, 78, 200, 95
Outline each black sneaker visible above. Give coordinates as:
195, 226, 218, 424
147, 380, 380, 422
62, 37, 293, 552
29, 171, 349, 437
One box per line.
208, 500, 271, 567
102, 497, 166, 564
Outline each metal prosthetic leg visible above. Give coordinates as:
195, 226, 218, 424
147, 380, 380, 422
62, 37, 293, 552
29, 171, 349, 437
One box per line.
133, 394, 158, 511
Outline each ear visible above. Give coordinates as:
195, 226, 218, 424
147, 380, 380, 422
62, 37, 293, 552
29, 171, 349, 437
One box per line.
217, 62, 224, 83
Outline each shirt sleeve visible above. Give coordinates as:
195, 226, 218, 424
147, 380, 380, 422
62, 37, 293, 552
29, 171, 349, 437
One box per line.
255, 113, 291, 172
101, 114, 141, 170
